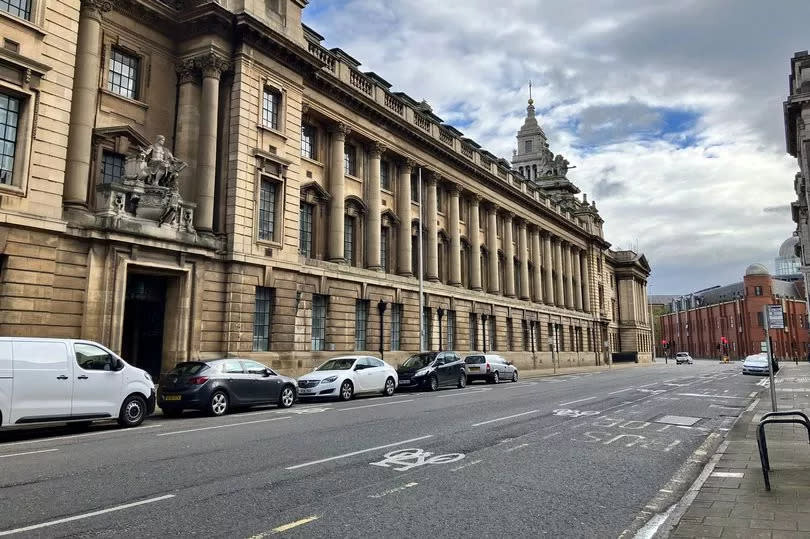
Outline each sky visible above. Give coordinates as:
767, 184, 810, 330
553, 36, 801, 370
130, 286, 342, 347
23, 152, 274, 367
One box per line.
302, 0, 808, 294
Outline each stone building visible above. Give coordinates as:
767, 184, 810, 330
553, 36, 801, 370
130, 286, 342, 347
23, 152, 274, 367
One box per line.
0, 0, 652, 378
659, 264, 809, 360
788, 51, 810, 310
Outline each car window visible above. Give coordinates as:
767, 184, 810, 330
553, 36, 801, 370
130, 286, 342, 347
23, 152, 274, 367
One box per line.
355, 358, 373, 370
436, 355, 446, 365
401, 353, 435, 369
74, 343, 116, 371
222, 360, 244, 374
368, 358, 384, 368
243, 360, 268, 375
169, 362, 209, 376
317, 358, 355, 371
465, 355, 486, 364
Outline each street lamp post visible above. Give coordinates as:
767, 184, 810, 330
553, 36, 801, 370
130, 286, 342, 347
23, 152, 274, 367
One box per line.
548, 326, 557, 374
482, 314, 488, 353
437, 307, 444, 351
377, 300, 387, 362
604, 340, 611, 369
530, 320, 536, 369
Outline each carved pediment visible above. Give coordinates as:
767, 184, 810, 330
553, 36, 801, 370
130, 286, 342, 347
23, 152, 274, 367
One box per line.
300, 181, 331, 203
345, 195, 368, 216
93, 125, 151, 154
381, 208, 400, 227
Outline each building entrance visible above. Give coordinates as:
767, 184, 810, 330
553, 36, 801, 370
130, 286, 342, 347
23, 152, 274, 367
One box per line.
122, 273, 167, 380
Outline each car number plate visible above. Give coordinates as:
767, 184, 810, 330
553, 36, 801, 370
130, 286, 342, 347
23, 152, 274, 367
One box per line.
299, 389, 314, 395
469, 366, 480, 371
164, 395, 181, 401
399, 379, 410, 384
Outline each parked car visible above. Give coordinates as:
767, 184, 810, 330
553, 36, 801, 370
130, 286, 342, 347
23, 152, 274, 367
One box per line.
396, 351, 467, 391
0, 338, 155, 429
297, 356, 398, 401
464, 353, 518, 383
742, 353, 779, 375
158, 359, 297, 417
675, 352, 694, 365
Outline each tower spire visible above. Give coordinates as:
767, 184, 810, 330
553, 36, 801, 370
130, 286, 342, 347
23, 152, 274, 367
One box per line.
528, 80, 533, 104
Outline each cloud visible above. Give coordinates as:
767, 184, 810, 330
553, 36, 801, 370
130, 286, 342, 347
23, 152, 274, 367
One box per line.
763, 205, 791, 215
302, 0, 805, 293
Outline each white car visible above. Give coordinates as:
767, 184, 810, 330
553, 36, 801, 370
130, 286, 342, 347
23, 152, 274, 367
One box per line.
742, 353, 775, 375
675, 352, 693, 365
0, 338, 155, 430
297, 356, 398, 401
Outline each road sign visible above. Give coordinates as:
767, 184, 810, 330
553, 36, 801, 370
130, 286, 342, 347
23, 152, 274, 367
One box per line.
767, 304, 784, 329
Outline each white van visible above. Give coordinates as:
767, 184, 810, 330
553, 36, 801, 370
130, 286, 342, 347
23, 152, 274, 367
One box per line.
0, 338, 155, 429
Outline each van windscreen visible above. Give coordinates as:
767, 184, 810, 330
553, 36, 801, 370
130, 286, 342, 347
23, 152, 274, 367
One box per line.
465, 356, 485, 364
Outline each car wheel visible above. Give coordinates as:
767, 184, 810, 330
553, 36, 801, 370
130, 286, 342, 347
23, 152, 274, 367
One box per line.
383, 377, 396, 396
278, 385, 296, 408
118, 394, 147, 428
339, 380, 354, 401
428, 375, 439, 392
492, 371, 500, 384
512, 370, 518, 383
457, 373, 467, 388
162, 408, 183, 418
208, 390, 229, 416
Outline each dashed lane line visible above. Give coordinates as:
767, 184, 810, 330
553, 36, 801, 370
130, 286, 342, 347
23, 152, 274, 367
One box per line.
338, 399, 415, 411
559, 396, 597, 406
157, 416, 291, 437
0, 424, 165, 447
285, 435, 433, 470
0, 448, 59, 459
472, 410, 539, 427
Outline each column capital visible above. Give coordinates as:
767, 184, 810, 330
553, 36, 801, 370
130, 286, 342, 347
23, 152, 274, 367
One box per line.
426, 171, 441, 186
502, 210, 515, 222
368, 141, 387, 158
80, 0, 117, 19
330, 122, 352, 141
447, 182, 462, 195
195, 50, 231, 79
175, 58, 196, 85
518, 219, 528, 230
468, 193, 483, 205
485, 201, 499, 214
398, 157, 417, 172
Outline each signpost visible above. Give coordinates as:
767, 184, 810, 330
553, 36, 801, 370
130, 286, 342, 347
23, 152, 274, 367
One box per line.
764, 304, 783, 412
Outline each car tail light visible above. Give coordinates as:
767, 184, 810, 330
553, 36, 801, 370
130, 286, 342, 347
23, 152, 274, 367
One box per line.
188, 376, 209, 385
486, 363, 491, 372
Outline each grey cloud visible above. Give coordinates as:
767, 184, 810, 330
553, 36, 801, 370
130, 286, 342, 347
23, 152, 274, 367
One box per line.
577, 101, 663, 145
763, 205, 790, 215
593, 178, 627, 199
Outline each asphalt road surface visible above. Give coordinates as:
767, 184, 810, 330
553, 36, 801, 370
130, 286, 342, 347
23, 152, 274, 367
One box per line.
0, 360, 764, 538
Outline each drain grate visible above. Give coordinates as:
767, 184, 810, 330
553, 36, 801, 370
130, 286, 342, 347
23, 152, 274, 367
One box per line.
656, 415, 701, 426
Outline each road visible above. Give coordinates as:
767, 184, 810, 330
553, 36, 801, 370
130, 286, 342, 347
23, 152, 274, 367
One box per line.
0, 361, 763, 538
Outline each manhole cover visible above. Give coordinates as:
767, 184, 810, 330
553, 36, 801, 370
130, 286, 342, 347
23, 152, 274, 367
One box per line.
656, 415, 701, 426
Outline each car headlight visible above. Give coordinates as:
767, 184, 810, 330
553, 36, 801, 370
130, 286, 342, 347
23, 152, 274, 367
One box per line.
414, 368, 428, 377
320, 376, 338, 384
144, 372, 152, 382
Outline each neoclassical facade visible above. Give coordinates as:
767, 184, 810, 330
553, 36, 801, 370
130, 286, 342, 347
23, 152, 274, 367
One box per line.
0, 0, 652, 378
787, 50, 810, 310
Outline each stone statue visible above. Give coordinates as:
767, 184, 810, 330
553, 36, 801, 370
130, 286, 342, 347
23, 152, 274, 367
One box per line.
139, 135, 187, 188
553, 154, 569, 177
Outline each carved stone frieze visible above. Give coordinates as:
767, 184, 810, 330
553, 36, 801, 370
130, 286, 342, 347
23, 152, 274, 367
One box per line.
175, 59, 197, 85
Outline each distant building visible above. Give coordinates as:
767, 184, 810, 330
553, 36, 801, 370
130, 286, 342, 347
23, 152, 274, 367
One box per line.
659, 264, 809, 360
775, 236, 801, 277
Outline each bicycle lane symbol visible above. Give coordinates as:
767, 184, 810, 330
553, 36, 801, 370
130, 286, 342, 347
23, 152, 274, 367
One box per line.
370, 448, 465, 472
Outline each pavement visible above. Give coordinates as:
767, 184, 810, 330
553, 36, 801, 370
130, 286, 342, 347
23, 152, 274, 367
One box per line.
0, 360, 761, 538
664, 361, 810, 538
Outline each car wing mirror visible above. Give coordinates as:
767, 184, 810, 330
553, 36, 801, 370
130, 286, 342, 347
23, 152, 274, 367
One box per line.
263, 368, 273, 377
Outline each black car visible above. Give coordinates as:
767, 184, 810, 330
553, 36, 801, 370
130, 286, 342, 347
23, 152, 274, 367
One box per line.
157, 359, 298, 417
396, 351, 467, 391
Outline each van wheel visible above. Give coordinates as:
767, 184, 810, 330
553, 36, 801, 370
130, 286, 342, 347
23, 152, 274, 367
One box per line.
118, 395, 147, 428
208, 391, 229, 416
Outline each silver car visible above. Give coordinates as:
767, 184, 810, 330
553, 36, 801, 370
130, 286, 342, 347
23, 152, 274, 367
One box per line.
464, 354, 518, 384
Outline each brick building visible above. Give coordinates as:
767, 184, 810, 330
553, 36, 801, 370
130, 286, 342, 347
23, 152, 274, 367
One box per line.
0, 0, 652, 378
660, 264, 809, 360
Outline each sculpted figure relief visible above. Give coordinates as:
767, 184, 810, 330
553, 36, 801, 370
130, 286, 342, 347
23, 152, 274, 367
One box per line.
139, 135, 187, 188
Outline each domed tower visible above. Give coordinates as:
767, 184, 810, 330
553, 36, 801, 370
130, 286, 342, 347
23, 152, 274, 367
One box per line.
775, 236, 800, 276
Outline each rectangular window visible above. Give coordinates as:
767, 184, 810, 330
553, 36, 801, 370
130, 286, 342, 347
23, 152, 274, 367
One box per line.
522, 320, 529, 351
470, 313, 479, 350
391, 303, 402, 351
301, 124, 316, 159
259, 180, 277, 241
344, 215, 355, 266
380, 160, 391, 190
0, 93, 20, 185
299, 202, 313, 256
108, 49, 139, 100
101, 151, 125, 184
446, 310, 456, 350
547, 322, 553, 352
487, 316, 495, 351
262, 87, 281, 130
252, 287, 274, 351
344, 144, 356, 176
0, 0, 31, 19
436, 187, 444, 213
411, 174, 419, 202
422, 307, 432, 350
311, 294, 327, 351
381, 227, 389, 273
757, 312, 764, 327
354, 299, 369, 350
754, 286, 763, 296
506, 318, 513, 351
525, 140, 532, 153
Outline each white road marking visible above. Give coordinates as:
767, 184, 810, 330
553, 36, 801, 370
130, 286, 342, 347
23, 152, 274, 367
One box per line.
542, 432, 561, 440
472, 410, 539, 427
745, 398, 760, 412
338, 399, 414, 411
711, 472, 744, 478
0, 448, 59, 459
157, 416, 290, 436
0, 424, 164, 447
436, 389, 490, 398
285, 435, 433, 470
368, 482, 419, 499
451, 459, 482, 472
559, 396, 597, 406
0, 495, 175, 536
504, 443, 530, 452
608, 388, 633, 395
749, 391, 757, 398
676, 393, 747, 399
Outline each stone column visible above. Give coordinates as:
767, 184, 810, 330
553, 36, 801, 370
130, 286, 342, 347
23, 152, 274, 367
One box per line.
174, 59, 198, 203
448, 183, 462, 286
397, 159, 414, 276
553, 237, 564, 307
195, 51, 229, 232
64, 0, 115, 207
573, 247, 583, 310
564, 242, 574, 309
503, 212, 516, 297
366, 141, 385, 270
487, 204, 500, 294
519, 221, 530, 300
581, 248, 592, 313
469, 195, 482, 290
531, 227, 543, 303
543, 233, 555, 305
426, 172, 439, 282
327, 123, 351, 262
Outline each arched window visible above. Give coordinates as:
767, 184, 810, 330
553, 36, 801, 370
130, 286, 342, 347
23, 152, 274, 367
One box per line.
344, 196, 367, 267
